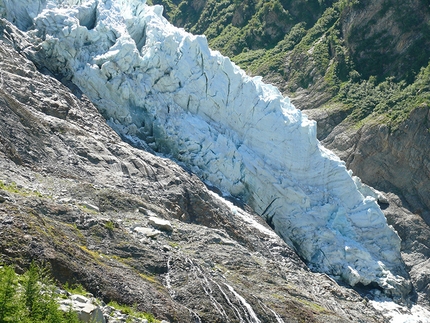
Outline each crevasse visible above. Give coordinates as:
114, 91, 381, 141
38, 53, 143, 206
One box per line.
0, 0, 411, 298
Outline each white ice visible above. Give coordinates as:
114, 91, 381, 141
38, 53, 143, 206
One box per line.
370, 298, 430, 323
0, 0, 411, 297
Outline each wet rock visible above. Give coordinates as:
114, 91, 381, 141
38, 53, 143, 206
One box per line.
0, 193, 9, 203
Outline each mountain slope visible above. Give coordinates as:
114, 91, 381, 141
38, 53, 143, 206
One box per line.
0, 17, 394, 323
156, 0, 430, 97
1, 0, 413, 297
2, 3, 427, 321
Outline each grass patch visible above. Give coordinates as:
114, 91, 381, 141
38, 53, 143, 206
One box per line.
168, 241, 179, 248
107, 300, 161, 323
297, 298, 328, 313
0, 180, 46, 198
138, 273, 159, 285
66, 223, 86, 242
79, 246, 103, 263
104, 220, 115, 232
63, 282, 87, 296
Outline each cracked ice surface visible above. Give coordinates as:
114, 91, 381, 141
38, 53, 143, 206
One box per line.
1, 0, 410, 297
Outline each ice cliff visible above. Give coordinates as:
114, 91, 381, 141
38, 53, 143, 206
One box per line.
0, 0, 410, 297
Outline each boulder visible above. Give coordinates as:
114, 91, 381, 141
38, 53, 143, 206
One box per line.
59, 294, 106, 323
134, 227, 161, 238
148, 216, 173, 232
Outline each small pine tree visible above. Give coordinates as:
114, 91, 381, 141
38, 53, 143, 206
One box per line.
19, 262, 64, 323
21, 262, 41, 317
0, 265, 19, 323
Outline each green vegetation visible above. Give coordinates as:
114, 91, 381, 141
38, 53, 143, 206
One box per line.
338, 65, 430, 129
104, 220, 115, 232
168, 241, 179, 248
0, 262, 81, 323
297, 298, 328, 313
0, 180, 45, 198
107, 300, 160, 323
79, 245, 103, 262
0, 263, 162, 323
63, 282, 87, 296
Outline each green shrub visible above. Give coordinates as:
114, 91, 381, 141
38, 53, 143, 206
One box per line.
335, 61, 430, 129
104, 220, 115, 232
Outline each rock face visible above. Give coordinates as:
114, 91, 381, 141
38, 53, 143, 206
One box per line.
383, 193, 430, 309
0, 0, 411, 297
340, 0, 430, 82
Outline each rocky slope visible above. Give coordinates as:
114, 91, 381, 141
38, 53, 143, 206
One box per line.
0, 17, 395, 322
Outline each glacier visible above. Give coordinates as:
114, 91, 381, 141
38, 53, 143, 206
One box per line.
0, 0, 411, 298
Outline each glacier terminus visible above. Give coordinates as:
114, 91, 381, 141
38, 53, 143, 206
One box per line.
1, 0, 412, 300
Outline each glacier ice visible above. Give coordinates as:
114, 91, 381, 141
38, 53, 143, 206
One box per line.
0, 0, 411, 297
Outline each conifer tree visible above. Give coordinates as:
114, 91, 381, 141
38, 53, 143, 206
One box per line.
0, 265, 19, 323
20, 262, 63, 322
0, 263, 82, 322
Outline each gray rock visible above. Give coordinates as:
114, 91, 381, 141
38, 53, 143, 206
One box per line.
319, 106, 430, 222
77, 303, 104, 323
134, 227, 160, 238
60, 295, 105, 323
148, 216, 173, 232
384, 194, 430, 307
71, 294, 89, 304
